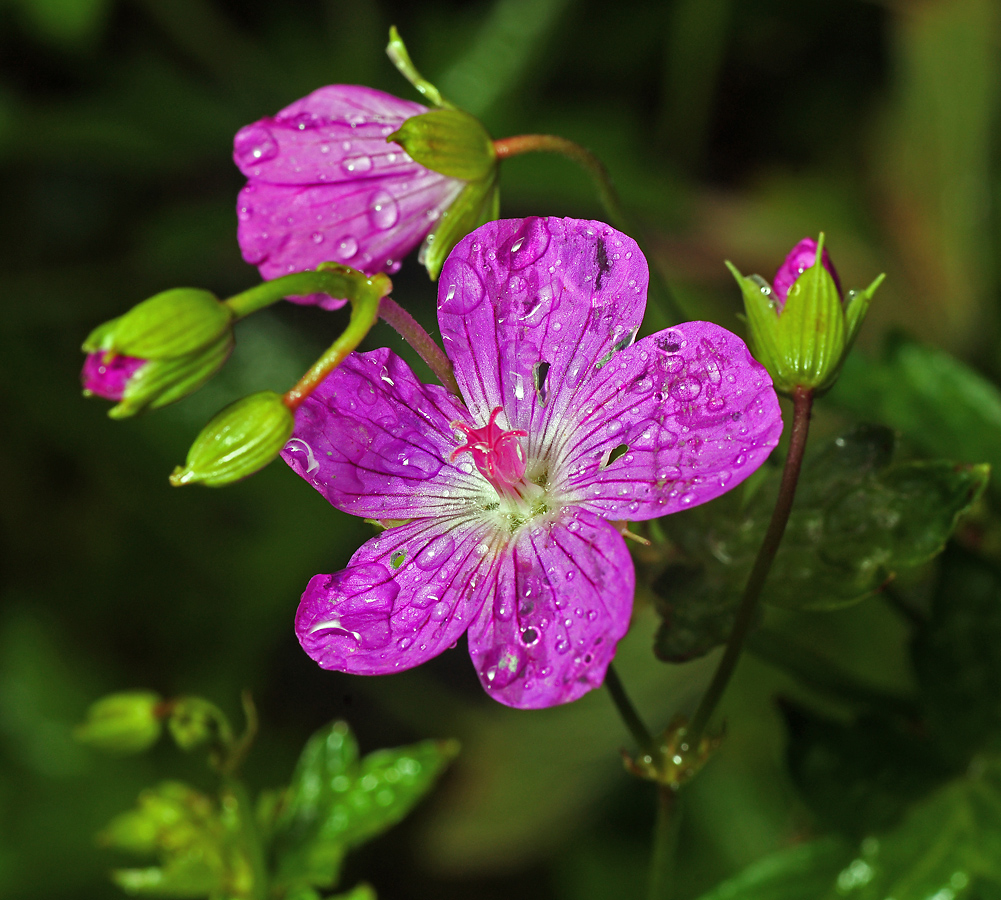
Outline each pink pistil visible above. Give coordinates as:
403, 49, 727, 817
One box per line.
451, 406, 528, 496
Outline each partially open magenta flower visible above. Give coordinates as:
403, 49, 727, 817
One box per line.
82, 352, 147, 401
771, 236, 842, 306
283, 217, 783, 708
235, 85, 466, 310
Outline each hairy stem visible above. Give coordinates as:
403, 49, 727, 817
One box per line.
493, 133, 684, 328
685, 387, 815, 747
379, 296, 461, 396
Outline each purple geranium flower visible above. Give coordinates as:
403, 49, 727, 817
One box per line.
234, 85, 466, 310
81, 352, 146, 400
282, 217, 783, 708
771, 236, 842, 307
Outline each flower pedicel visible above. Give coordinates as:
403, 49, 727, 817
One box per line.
283, 217, 784, 708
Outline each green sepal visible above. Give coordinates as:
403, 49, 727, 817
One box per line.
166, 696, 233, 752
385, 25, 451, 109
269, 720, 458, 893
83, 288, 233, 359
419, 169, 500, 280
389, 108, 495, 180
726, 261, 783, 382
169, 391, 294, 488
74, 691, 163, 755
844, 272, 886, 350
107, 330, 234, 419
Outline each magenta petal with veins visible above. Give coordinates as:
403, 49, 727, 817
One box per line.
234, 85, 464, 309
283, 217, 783, 708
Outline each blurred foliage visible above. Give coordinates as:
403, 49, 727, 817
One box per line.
2, 0, 1001, 898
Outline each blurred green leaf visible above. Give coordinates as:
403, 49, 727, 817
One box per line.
651, 425, 987, 661
9, 0, 111, 47
780, 699, 951, 838
913, 546, 1001, 764
270, 720, 458, 892
101, 780, 252, 898
831, 336, 1001, 499
698, 760, 1001, 899
693, 838, 851, 900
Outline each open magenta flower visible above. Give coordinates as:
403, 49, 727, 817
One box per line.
282, 217, 783, 708
234, 86, 466, 310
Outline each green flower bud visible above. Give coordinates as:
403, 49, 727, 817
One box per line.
169, 391, 294, 487
105, 330, 235, 420
74, 691, 164, 754
419, 168, 500, 280
728, 235, 885, 395
389, 109, 496, 181
83, 288, 233, 360
166, 696, 231, 751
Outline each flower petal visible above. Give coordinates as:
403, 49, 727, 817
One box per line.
233, 85, 429, 184
553, 321, 783, 519
296, 515, 498, 675
81, 352, 146, 400
436, 217, 648, 447
237, 170, 463, 306
281, 348, 489, 518
466, 507, 633, 709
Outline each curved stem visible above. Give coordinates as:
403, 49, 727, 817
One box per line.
648, 786, 682, 900
604, 663, 657, 759
685, 387, 815, 747
282, 274, 390, 411
493, 133, 684, 328
379, 296, 461, 396
225, 267, 386, 320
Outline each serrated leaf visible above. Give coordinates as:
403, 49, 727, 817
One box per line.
829, 335, 1001, 500
270, 720, 458, 892
650, 426, 987, 661
913, 546, 1001, 764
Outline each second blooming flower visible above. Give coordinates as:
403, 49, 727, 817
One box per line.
283, 217, 783, 708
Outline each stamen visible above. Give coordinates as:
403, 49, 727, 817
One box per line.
450, 406, 528, 495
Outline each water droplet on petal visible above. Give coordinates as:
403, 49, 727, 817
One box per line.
670, 378, 702, 401
234, 125, 278, 165
336, 236, 358, 260
311, 232, 324, 244
342, 155, 373, 174
369, 190, 400, 229
414, 533, 456, 571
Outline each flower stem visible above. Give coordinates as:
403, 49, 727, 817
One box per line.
649, 786, 682, 900
604, 663, 657, 759
282, 273, 391, 411
685, 386, 815, 748
224, 267, 389, 321
493, 133, 683, 328
378, 296, 461, 396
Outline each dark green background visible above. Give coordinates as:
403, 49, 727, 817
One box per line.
1, 0, 998, 897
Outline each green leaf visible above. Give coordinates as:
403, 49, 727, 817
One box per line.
270, 720, 458, 892
693, 838, 852, 900
650, 426, 987, 661
913, 546, 1001, 764
99, 781, 252, 898
696, 761, 1001, 899
780, 699, 952, 838
829, 336, 1001, 500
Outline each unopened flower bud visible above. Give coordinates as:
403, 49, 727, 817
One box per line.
166, 696, 229, 751
728, 234, 884, 394
170, 391, 294, 487
74, 691, 164, 754
83, 288, 233, 360
83, 331, 235, 419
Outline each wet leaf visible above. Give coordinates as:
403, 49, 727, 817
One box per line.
696, 761, 1001, 899
270, 720, 458, 892
913, 546, 1001, 764
650, 426, 987, 662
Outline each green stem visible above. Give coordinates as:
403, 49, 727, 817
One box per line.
649, 786, 682, 900
224, 267, 389, 321
224, 776, 269, 900
493, 133, 683, 328
282, 273, 391, 411
605, 663, 657, 759
685, 386, 815, 747
378, 296, 461, 396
